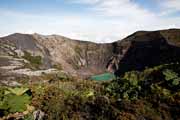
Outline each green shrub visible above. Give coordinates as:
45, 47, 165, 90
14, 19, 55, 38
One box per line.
105, 78, 141, 100
4, 94, 31, 113
163, 69, 180, 86
105, 63, 180, 100
23, 51, 42, 69
0, 87, 32, 116
150, 84, 171, 99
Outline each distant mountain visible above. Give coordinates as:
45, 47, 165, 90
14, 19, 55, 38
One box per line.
0, 28, 180, 81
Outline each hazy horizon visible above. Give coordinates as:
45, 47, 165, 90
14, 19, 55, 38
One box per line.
0, 0, 180, 42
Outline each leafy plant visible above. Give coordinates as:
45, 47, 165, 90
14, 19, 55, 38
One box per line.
5, 87, 29, 96
0, 87, 32, 116
4, 94, 31, 113
151, 84, 171, 97
163, 69, 180, 86
123, 71, 139, 82
163, 69, 178, 81
105, 78, 141, 100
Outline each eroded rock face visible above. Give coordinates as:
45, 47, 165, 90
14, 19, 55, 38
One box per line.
33, 34, 114, 77
0, 33, 52, 69
0, 33, 115, 78
0, 29, 180, 78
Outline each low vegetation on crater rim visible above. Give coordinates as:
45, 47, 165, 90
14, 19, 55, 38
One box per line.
0, 63, 180, 120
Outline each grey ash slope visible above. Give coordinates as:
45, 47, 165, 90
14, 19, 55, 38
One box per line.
32, 33, 114, 76
0, 28, 180, 80
0, 33, 115, 78
0, 33, 52, 69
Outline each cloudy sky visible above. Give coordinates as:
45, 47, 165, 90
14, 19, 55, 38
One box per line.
0, 0, 180, 43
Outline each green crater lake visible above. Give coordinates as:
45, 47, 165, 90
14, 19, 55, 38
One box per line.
91, 73, 116, 81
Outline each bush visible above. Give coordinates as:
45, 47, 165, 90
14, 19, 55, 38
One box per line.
0, 87, 32, 116
163, 69, 180, 86
23, 51, 42, 69
104, 63, 180, 119
105, 78, 141, 100
1, 63, 179, 119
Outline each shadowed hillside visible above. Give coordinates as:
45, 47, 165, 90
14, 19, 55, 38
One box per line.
107, 29, 180, 76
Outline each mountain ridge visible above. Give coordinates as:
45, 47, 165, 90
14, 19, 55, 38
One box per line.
0, 28, 180, 80
1, 28, 179, 44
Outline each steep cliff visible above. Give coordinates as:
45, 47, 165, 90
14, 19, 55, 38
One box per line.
0, 33, 114, 78
32, 34, 114, 76
0, 29, 180, 79
108, 29, 180, 75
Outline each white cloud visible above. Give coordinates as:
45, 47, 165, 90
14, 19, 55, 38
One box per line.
69, 0, 180, 37
158, 0, 180, 16
0, 0, 180, 43
69, 0, 100, 4
162, 0, 180, 10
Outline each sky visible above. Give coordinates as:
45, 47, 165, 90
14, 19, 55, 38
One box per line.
0, 0, 180, 43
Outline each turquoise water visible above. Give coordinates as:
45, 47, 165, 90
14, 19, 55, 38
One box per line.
91, 73, 115, 81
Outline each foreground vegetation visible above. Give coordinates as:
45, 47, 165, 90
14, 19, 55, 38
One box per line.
0, 63, 180, 120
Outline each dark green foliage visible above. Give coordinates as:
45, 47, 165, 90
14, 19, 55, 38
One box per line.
1, 63, 180, 120
0, 87, 31, 117
4, 94, 31, 113
163, 69, 180, 86
105, 78, 141, 100
104, 63, 180, 119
